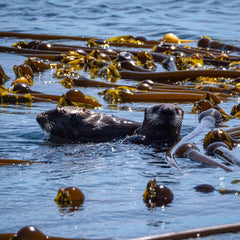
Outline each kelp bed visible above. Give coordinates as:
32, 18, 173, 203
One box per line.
1, 31, 240, 239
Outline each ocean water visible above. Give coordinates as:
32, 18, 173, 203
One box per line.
0, 0, 240, 239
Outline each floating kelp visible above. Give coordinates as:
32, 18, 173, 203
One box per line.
58, 89, 102, 108
175, 142, 232, 172
0, 91, 32, 104
198, 37, 240, 52
205, 142, 240, 167
0, 225, 85, 240
55, 186, 85, 212
0, 65, 10, 84
230, 103, 240, 118
143, 178, 174, 208
203, 128, 240, 149
161, 32, 195, 44
166, 108, 225, 170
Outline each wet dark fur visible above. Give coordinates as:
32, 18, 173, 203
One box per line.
36, 106, 141, 143
123, 104, 183, 146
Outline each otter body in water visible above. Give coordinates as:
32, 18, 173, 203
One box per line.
36, 106, 141, 142
123, 103, 184, 147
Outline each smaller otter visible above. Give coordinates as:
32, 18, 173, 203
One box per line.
123, 103, 183, 147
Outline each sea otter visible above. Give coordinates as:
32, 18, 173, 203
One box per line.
36, 106, 141, 142
123, 103, 184, 147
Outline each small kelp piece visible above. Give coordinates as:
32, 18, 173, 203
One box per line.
198, 37, 240, 52
24, 57, 50, 72
206, 142, 240, 167
0, 65, 10, 84
103, 88, 123, 103
220, 188, 240, 195
202, 92, 221, 105
87, 38, 109, 48
161, 33, 194, 44
58, 89, 102, 108
137, 51, 157, 71
0, 85, 8, 93
98, 63, 121, 82
194, 183, 240, 195
55, 186, 85, 206
192, 99, 213, 113
215, 53, 230, 61
107, 35, 144, 45
61, 50, 87, 64
55, 66, 79, 78
230, 103, 240, 118
0, 91, 32, 105
176, 53, 204, 70
13, 64, 34, 80
60, 77, 75, 88
12, 40, 28, 49
116, 51, 153, 72
203, 129, 240, 149
12, 76, 33, 86
11, 226, 47, 240
175, 142, 233, 172
194, 184, 215, 193
12, 40, 51, 50
88, 49, 111, 62
143, 178, 174, 207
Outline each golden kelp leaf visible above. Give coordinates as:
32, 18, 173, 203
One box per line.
23, 93, 33, 102
0, 65, 10, 83
203, 129, 233, 150
54, 67, 75, 78
87, 38, 109, 48
12, 40, 28, 48
137, 51, 153, 63
202, 92, 221, 105
234, 112, 240, 118
107, 35, 130, 42
103, 88, 122, 103
58, 89, 102, 108
60, 77, 74, 89
230, 61, 240, 70
0, 85, 8, 93
67, 58, 85, 67
201, 36, 212, 40
98, 64, 120, 82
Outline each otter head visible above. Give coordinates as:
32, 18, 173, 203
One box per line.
140, 103, 183, 144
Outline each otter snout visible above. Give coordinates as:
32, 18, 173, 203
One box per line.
161, 106, 175, 118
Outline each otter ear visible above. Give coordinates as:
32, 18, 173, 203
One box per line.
143, 108, 148, 120
181, 109, 184, 118
176, 104, 184, 117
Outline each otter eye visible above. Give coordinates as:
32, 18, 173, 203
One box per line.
175, 108, 180, 114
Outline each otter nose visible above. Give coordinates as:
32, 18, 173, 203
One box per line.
161, 107, 173, 116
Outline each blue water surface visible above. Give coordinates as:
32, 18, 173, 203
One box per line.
0, 0, 240, 239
